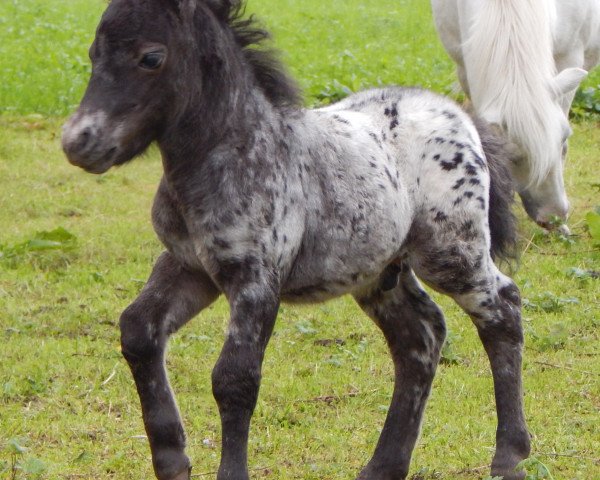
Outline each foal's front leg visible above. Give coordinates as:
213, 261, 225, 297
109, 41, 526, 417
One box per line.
211, 275, 279, 480
120, 252, 220, 480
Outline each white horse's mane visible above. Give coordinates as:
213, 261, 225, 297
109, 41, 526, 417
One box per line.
462, 0, 559, 186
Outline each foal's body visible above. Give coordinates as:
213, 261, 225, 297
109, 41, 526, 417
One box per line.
147, 87, 525, 480
156, 89, 482, 302
62, 1, 529, 479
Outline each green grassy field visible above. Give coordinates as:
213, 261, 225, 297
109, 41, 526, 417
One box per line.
1, 1, 599, 479
2, 0, 600, 116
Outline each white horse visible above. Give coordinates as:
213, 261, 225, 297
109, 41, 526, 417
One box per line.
431, 0, 600, 229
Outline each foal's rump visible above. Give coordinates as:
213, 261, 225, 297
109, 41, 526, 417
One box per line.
336, 87, 516, 261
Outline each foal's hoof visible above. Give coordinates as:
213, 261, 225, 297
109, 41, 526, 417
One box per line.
356, 463, 408, 480
491, 434, 530, 480
169, 466, 191, 480
491, 457, 526, 480
490, 468, 525, 480
154, 452, 191, 480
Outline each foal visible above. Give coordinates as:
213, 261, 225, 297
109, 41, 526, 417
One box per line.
62, 1, 529, 479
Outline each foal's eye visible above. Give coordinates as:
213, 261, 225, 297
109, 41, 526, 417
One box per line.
139, 52, 165, 70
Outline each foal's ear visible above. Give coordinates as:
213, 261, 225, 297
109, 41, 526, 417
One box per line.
162, 0, 235, 20
202, 0, 237, 20
157, 0, 202, 16
553, 67, 587, 98
158, 0, 237, 23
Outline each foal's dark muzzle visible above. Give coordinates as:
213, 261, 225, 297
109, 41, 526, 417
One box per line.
62, 110, 119, 174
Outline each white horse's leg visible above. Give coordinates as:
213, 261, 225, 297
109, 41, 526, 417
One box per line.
456, 64, 470, 97
430, 0, 470, 96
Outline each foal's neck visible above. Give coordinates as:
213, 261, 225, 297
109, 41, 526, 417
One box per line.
158, 75, 288, 202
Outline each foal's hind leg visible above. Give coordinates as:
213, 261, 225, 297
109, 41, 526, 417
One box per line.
354, 264, 447, 480
454, 270, 530, 479
410, 241, 530, 480
120, 252, 220, 480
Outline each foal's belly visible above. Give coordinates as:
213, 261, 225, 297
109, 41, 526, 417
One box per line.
281, 198, 411, 303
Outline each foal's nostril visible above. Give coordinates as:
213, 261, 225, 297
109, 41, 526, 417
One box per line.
63, 125, 90, 155
77, 127, 93, 150
64, 126, 97, 158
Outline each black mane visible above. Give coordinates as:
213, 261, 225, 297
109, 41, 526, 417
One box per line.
210, 0, 302, 107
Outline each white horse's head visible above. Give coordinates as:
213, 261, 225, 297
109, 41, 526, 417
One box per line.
484, 67, 587, 230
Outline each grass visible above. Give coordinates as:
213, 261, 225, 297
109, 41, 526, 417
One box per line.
2, 0, 600, 115
0, 1, 599, 479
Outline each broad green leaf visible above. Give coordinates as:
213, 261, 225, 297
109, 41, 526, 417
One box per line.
20, 457, 47, 475
586, 210, 600, 243
7, 438, 27, 455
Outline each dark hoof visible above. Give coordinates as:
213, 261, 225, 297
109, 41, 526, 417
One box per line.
154, 450, 191, 480
169, 466, 192, 480
491, 433, 530, 480
490, 468, 525, 480
216, 465, 250, 480
356, 464, 408, 480
491, 456, 527, 480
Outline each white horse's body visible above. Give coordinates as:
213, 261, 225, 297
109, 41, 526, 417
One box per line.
553, 0, 600, 78
431, 0, 600, 228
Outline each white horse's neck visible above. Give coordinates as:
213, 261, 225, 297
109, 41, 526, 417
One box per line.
462, 0, 558, 186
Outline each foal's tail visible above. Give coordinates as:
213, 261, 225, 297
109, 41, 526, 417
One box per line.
472, 117, 518, 264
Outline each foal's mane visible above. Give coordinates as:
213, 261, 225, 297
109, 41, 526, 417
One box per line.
209, 0, 302, 107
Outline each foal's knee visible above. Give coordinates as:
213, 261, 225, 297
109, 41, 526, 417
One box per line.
211, 343, 262, 414
478, 280, 524, 346
499, 280, 521, 308
120, 301, 164, 363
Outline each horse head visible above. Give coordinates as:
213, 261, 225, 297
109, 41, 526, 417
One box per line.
61, 0, 232, 174
491, 67, 587, 230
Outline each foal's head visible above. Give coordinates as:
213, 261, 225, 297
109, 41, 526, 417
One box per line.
63, 0, 191, 173
62, 0, 299, 174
